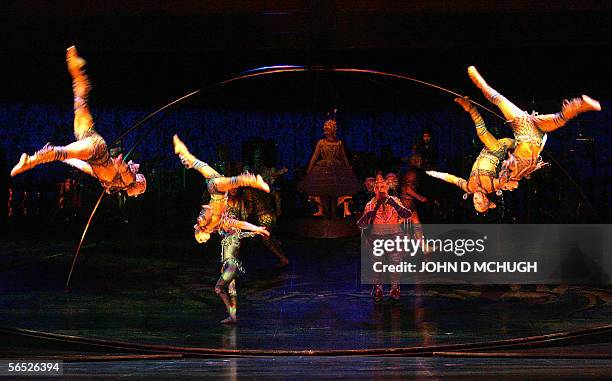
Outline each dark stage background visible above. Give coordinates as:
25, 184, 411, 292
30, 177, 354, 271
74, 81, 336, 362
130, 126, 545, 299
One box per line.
1, 1, 610, 240
1, 4, 612, 377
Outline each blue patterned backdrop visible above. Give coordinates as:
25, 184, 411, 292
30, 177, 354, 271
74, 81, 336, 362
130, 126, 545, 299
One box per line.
1, 99, 610, 220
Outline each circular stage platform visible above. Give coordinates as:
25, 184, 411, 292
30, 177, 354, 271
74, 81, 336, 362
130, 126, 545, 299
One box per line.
1, 237, 610, 353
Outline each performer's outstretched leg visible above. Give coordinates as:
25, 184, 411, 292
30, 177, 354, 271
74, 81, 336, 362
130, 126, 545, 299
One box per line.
67, 46, 93, 140
533, 95, 601, 132
173, 135, 221, 178
467, 66, 523, 121
173, 134, 270, 193
11, 46, 101, 177
211, 173, 270, 194
426, 171, 469, 193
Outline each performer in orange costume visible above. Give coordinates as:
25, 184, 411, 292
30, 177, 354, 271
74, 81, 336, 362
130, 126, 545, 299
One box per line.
11, 46, 146, 197
427, 97, 516, 213
467, 66, 600, 182
173, 135, 271, 243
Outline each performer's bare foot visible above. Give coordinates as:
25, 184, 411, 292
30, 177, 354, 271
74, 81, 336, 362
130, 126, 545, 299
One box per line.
10, 153, 32, 177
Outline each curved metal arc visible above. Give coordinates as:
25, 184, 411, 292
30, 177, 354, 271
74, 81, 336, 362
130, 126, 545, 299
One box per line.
111, 89, 201, 146
64, 63, 597, 288
66, 90, 202, 289
65, 190, 105, 290
217, 65, 594, 218
218, 66, 505, 120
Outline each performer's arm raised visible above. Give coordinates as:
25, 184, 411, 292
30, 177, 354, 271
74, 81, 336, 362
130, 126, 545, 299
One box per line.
426, 170, 469, 193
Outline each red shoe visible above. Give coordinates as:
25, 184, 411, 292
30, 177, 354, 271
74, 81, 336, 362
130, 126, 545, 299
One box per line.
390, 285, 401, 300
373, 285, 383, 302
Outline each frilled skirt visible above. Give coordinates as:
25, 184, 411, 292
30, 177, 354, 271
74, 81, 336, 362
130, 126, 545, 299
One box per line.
298, 161, 361, 197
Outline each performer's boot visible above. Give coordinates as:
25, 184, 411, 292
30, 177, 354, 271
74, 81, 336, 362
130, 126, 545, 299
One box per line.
454, 96, 486, 130
172, 135, 198, 168
454, 96, 474, 113
467, 66, 503, 105
338, 196, 352, 218
229, 173, 270, 193
311, 196, 324, 216
561, 95, 601, 120
263, 236, 289, 268
390, 284, 401, 300
11, 143, 67, 177
66, 46, 90, 109
372, 285, 383, 302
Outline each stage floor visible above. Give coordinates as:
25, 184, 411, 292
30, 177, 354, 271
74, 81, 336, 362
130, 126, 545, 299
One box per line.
46, 356, 612, 380
0, 235, 611, 377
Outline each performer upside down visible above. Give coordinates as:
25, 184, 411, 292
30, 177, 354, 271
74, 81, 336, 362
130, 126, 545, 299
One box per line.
467, 66, 601, 182
427, 97, 516, 213
172, 135, 271, 243
10, 46, 147, 197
